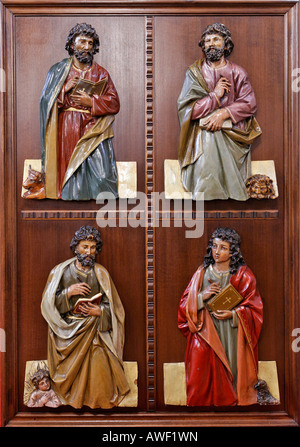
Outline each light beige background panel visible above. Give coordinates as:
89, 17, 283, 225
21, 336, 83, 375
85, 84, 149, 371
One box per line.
163, 362, 280, 405
22, 160, 137, 199
164, 160, 278, 199
24, 360, 138, 407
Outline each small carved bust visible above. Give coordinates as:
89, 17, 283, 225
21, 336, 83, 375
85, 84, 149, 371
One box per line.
22, 165, 46, 199
246, 174, 276, 199
27, 368, 61, 408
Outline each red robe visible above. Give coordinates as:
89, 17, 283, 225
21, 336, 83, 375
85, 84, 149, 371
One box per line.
56, 61, 120, 197
178, 265, 263, 406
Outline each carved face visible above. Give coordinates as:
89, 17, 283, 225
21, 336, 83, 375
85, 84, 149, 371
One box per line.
75, 239, 97, 267
38, 377, 51, 392
204, 33, 224, 49
252, 179, 269, 195
211, 238, 231, 265
72, 34, 94, 64
246, 174, 276, 199
76, 239, 97, 256
203, 33, 225, 61
73, 35, 94, 53
23, 169, 42, 188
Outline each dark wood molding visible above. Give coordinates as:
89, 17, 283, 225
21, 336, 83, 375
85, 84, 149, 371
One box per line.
283, 2, 300, 423
1, 0, 297, 15
0, 0, 299, 427
6, 410, 299, 427
1, 4, 18, 426
20, 209, 280, 220
145, 15, 156, 411
0, 1, 6, 427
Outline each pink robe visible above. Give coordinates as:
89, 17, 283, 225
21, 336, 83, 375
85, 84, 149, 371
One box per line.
177, 59, 262, 201
191, 60, 257, 128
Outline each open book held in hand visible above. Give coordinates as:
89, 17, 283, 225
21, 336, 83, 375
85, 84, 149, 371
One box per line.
73, 292, 103, 315
71, 77, 107, 97
207, 283, 244, 312
199, 110, 232, 129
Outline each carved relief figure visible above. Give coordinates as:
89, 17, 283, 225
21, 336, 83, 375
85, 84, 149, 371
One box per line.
22, 165, 46, 199
177, 23, 262, 201
246, 174, 276, 199
27, 368, 61, 408
40, 23, 120, 200
178, 227, 263, 406
41, 226, 130, 408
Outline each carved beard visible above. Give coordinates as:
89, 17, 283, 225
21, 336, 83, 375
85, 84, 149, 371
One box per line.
73, 48, 93, 65
75, 252, 96, 268
204, 45, 225, 62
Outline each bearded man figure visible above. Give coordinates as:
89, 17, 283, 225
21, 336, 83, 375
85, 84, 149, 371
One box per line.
177, 23, 262, 201
40, 23, 120, 200
41, 226, 130, 409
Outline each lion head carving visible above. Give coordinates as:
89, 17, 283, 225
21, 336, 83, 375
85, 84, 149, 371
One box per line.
246, 174, 276, 199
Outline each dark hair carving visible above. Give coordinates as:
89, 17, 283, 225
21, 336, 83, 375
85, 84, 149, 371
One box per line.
70, 226, 103, 255
203, 227, 245, 274
65, 23, 100, 56
199, 23, 234, 57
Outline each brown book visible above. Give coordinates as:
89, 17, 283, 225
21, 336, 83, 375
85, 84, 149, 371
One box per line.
72, 292, 103, 315
71, 77, 107, 97
207, 283, 244, 312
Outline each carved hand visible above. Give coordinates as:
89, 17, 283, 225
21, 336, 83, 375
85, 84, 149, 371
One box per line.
64, 76, 80, 93
37, 393, 50, 406
202, 282, 222, 301
214, 76, 231, 99
78, 302, 101, 317
212, 310, 233, 320
204, 108, 230, 132
71, 90, 93, 108
67, 282, 91, 299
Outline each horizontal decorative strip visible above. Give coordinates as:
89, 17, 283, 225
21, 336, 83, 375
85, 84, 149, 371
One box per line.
21, 209, 279, 220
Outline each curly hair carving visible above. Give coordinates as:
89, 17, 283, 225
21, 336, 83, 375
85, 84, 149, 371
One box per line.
65, 23, 100, 56
70, 226, 103, 255
203, 227, 245, 274
198, 23, 234, 58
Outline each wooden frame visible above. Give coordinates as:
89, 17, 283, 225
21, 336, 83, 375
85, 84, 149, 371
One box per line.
0, 0, 299, 427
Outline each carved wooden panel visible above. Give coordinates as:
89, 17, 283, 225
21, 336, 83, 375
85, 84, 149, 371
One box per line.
0, 0, 299, 427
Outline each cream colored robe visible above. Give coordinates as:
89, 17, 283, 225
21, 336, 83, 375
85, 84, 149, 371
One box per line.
41, 258, 130, 409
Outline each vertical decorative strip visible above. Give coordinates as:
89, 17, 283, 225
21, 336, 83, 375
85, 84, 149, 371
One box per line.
0, 2, 4, 427
145, 16, 155, 411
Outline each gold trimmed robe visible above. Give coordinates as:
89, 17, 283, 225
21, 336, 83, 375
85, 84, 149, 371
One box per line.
41, 258, 130, 409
